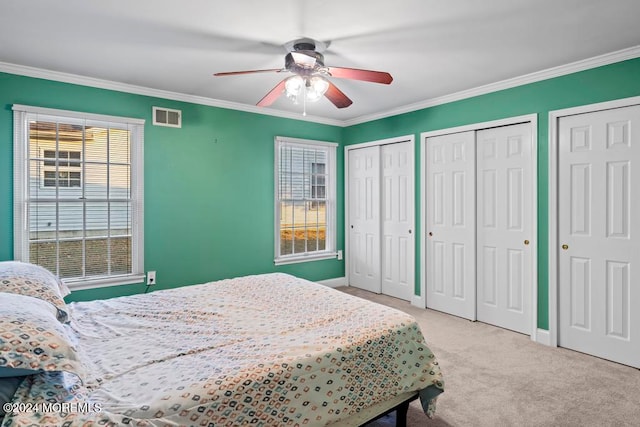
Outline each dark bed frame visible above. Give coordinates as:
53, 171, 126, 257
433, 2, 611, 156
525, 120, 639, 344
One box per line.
358, 392, 419, 427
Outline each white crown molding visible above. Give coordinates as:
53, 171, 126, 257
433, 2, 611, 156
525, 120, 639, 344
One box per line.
1, 44, 639, 128
0, 61, 342, 127
342, 45, 640, 127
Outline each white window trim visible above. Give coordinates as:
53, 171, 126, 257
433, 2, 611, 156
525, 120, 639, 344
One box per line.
13, 104, 145, 290
274, 136, 338, 265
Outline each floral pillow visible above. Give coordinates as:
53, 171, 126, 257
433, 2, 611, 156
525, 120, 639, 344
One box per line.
0, 261, 69, 323
0, 293, 84, 380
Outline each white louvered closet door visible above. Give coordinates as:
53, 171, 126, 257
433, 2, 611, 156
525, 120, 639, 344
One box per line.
558, 104, 640, 368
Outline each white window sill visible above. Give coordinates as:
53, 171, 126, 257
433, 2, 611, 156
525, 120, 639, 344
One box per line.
274, 252, 338, 266
64, 273, 146, 291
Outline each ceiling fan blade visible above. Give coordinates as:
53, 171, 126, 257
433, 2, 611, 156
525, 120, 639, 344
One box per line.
214, 68, 284, 77
325, 82, 353, 109
256, 79, 287, 107
326, 67, 393, 84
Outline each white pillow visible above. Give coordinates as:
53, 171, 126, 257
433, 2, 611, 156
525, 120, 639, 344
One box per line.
0, 293, 83, 379
0, 261, 70, 322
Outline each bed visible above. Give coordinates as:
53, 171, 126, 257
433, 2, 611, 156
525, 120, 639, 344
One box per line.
0, 262, 444, 426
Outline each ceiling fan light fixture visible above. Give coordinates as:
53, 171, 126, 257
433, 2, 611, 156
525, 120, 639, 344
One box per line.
285, 75, 304, 102
306, 76, 329, 102
284, 75, 329, 104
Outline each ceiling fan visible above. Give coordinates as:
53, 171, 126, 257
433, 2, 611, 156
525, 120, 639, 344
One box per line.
214, 38, 393, 110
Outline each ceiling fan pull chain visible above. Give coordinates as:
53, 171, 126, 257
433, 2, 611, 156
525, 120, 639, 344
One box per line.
303, 84, 307, 116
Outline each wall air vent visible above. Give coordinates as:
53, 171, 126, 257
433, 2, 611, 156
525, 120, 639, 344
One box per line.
153, 106, 182, 128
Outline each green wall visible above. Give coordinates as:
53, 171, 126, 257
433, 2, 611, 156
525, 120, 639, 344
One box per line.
0, 72, 344, 302
2, 57, 640, 327
343, 57, 640, 329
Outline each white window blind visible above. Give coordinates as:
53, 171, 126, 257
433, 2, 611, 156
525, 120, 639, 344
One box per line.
13, 105, 145, 290
274, 136, 337, 265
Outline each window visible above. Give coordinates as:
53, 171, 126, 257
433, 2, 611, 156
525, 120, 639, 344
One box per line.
274, 136, 337, 265
310, 162, 326, 201
13, 105, 145, 290
43, 149, 82, 187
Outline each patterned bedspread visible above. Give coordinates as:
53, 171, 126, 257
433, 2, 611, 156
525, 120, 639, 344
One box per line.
2, 273, 443, 426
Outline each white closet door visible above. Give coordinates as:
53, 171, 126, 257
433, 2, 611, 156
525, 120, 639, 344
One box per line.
558, 104, 640, 368
348, 146, 381, 293
381, 141, 414, 300
426, 131, 476, 319
476, 123, 533, 334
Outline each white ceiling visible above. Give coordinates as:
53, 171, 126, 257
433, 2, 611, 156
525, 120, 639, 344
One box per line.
1, 0, 640, 125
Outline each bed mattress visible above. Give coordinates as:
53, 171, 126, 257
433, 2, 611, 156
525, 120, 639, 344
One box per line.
2, 273, 443, 426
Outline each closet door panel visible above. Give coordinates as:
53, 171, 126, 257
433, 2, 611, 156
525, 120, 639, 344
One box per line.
348, 146, 381, 293
476, 123, 533, 334
426, 131, 476, 319
381, 141, 414, 300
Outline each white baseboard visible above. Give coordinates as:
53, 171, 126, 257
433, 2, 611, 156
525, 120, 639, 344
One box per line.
321, 279, 426, 307
317, 277, 347, 288
535, 328, 552, 346
411, 294, 425, 308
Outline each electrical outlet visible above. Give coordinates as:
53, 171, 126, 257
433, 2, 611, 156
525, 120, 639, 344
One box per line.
147, 271, 156, 286
337, 250, 343, 260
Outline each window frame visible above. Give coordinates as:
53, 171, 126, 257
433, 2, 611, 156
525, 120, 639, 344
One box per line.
310, 162, 327, 202
42, 149, 83, 188
13, 104, 145, 291
274, 136, 337, 265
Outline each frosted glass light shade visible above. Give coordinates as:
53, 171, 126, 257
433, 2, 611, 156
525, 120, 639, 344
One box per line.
284, 75, 329, 103
306, 76, 329, 102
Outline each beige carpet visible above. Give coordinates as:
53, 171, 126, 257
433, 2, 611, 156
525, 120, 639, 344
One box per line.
338, 287, 640, 427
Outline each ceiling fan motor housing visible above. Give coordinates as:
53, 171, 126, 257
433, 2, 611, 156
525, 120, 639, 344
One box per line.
285, 45, 325, 76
